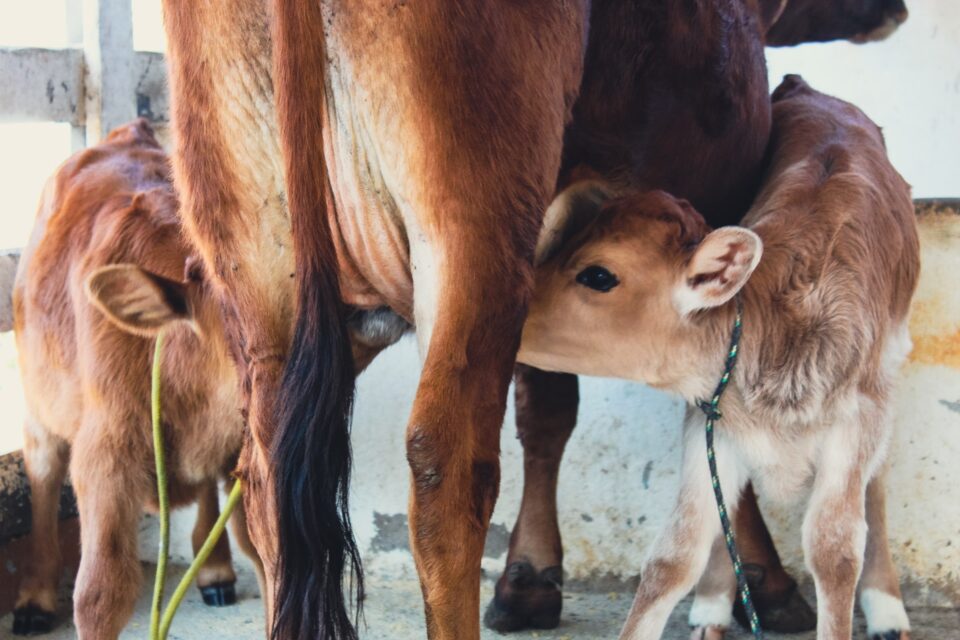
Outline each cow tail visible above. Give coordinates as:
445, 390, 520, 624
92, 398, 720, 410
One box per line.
269, 1, 362, 639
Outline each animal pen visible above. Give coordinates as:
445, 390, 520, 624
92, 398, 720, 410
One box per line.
0, 1, 958, 639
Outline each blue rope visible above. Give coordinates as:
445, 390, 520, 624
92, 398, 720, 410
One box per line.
695, 296, 763, 639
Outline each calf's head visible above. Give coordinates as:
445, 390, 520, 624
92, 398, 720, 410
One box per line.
520, 190, 762, 387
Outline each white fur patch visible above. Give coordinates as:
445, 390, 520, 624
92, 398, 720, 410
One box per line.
861, 587, 910, 635
688, 594, 733, 628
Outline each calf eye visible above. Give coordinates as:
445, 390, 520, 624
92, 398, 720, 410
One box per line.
576, 265, 619, 292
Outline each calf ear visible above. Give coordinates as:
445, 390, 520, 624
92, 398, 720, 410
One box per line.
673, 227, 762, 316
86, 264, 193, 337
536, 181, 612, 265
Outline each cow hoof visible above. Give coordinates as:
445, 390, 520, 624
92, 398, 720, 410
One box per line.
12, 605, 55, 635
871, 631, 910, 640
199, 582, 237, 607
484, 562, 562, 632
689, 624, 726, 640
733, 579, 816, 633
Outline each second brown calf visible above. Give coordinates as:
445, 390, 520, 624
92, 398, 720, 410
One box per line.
12, 120, 264, 638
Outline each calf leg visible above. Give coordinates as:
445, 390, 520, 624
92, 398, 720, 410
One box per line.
619, 416, 744, 640
859, 473, 910, 640
689, 535, 736, 640
691, 484, 816, 638
485, 365, 578, 632
13, 420, 69, 635
70, 426, 145, 640
192, 480, 238, 607
802, 426, 869, 640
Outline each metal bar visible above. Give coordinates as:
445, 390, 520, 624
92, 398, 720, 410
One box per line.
81, 0, 136, 143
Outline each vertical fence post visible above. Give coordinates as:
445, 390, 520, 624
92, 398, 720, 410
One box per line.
78, 0, 135, 144
65, 0, 86, 150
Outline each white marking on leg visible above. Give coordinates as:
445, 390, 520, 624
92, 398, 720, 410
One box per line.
688, 593, 733, 629
861, 587, 910, 635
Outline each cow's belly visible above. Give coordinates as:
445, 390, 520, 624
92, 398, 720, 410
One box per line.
323, 60, 415, 321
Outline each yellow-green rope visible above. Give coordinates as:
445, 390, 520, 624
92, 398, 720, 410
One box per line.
159, 479, 243, 639
149, 331, 244, 640
149, 331, 169, 640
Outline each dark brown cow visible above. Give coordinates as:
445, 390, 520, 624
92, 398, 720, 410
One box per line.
11, 120, 263, 637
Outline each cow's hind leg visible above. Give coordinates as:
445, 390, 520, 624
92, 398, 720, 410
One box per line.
13, 420, 69, 635
485, 365, 577, 632
859, 473, 910, 640
407, 237, 533, 639
192, 480, 238, 607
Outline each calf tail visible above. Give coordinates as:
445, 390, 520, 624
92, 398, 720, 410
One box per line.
269, 1, 362, 639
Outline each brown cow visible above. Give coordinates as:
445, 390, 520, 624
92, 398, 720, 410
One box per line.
519, 75, 917, 640
157, 1, 909, 639
11, 120, 263, 637
493, 0, 910, 631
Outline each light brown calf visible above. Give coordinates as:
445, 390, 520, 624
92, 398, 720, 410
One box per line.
519, 75, 918, 640
11, 121, 263, 638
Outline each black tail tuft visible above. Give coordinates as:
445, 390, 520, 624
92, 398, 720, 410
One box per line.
270, 263, 362, 640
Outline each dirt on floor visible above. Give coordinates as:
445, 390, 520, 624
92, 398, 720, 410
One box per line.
1, 562, 957, 639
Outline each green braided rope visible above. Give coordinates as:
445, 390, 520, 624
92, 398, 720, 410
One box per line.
149, 331, 169, 640
149, 331, 244, 640
159, 479, 244, 639
696, 297, 763, 639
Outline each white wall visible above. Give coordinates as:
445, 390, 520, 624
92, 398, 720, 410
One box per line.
766, 0, 960, 199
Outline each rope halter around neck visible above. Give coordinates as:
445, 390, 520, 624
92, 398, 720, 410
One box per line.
695, 295, 764, 639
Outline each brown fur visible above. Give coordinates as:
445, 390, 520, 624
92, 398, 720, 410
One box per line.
520, 76, 918, 640
12, 121, 262, 637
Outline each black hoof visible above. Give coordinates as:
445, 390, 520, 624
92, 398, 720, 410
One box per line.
199, 582, 237, 607
483, 562, 563, 633
12, 605, 55, 636
733, 568, 816, 633
871, 631, 907, 640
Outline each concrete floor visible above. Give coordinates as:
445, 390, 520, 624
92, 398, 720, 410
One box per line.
1, 563, 957, 639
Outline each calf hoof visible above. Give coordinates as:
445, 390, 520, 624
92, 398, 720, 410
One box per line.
199, 582, 237, 607
733, 572, 816, 633
484, 562, 562, 632
689, 625, 726, 640
871, 631, 910, 640
12, 605, 55, 635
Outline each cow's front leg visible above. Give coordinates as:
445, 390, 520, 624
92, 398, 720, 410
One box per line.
485, 365, 577, 632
